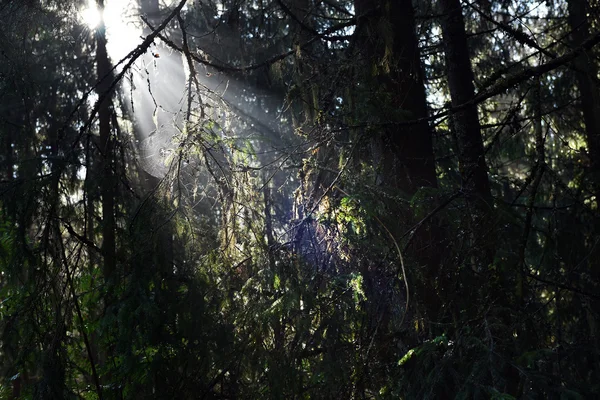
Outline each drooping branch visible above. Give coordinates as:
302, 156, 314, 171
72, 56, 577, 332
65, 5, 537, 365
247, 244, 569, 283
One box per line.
275, 0, 352, 41
471, 30, 600, 111
466, 1, 558, 59
71, 0, 189, 150
142, 16, 355, 74
349, 29, 600, 130
57, 233, 103, 400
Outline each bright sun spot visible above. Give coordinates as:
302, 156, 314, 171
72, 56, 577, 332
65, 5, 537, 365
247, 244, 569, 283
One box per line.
81, 1, 101, 29
80, 0, 141, 62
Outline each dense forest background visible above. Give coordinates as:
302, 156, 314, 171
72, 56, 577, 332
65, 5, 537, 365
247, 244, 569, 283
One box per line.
1, 0, 599, 398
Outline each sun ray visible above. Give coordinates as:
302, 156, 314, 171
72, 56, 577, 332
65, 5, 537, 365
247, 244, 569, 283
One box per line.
81, 0, 100, 29
80, 0, 141, 62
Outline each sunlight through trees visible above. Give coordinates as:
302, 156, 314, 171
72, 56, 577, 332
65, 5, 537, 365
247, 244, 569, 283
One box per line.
1, 0, 600, 398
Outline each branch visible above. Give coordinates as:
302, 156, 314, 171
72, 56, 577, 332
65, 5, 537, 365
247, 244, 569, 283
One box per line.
356, 29, 600, 130
472, 30, 600, 105
276, 0, 352, 41
466, 1, 557, 59
402, 191, 463, 251
71, 0, 189, 150
143, 16, 355, 74
526, 271, 600, 300
466, 1, 600, 88
61, 219, 102, 254
56, 231, 103, 399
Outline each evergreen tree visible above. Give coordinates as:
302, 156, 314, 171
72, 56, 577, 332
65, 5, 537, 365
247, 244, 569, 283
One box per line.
1, 0, 600, 398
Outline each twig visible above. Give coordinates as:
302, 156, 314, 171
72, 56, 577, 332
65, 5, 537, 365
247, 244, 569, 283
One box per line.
71, 0, 190, 151
334, 186, 411, 328
57, 235, 103, 399
142, 16, 354, 74
402, 191, 462, 252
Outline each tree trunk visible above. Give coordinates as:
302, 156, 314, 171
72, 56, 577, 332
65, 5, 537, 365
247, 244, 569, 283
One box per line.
134, 1, 183, 394
439, 0, 492, 205
567, 0, 600, 200
567, 0, 600, 360
353, 0, 444, 334
354, 0, 437, 192
96, 0, 116, 281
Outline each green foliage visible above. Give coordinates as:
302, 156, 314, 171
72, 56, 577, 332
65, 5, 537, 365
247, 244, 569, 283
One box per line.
398, 334, 449, 366
333, 196, 368, 239
1, 0, 600, 398
349, 272, 367, 307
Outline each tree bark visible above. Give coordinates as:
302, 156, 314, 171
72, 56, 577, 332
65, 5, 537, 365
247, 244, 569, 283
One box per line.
96, 0, 116, 281
354, 0, 437, 192
353, 0, 444, 334
439, 0, 492, 205
134, 3, 182, 394
567, 0, 600, 200
567, 0, 600, 360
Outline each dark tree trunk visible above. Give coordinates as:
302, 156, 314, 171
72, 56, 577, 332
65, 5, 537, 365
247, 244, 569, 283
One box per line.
567, 0, 600, 360
353, 0, 444, 337
96, 0, 116, 281
439, 3, 524, 394
134, 1, 183, 394
439, 0, 492, 205
354, 0, 437, 192
567, 0, 600, 199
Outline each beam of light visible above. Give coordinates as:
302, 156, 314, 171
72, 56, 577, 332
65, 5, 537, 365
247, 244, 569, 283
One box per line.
80, 0, 141, 63
79, 0, 183, 177
81, 1, 101, 29
80, 0, 295, 181
132, 53, 189, 177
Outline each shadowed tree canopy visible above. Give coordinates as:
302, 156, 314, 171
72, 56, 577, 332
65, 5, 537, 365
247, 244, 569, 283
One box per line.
1, 0, 600, 398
